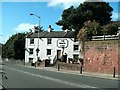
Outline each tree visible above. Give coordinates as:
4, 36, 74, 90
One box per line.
56, 6, 76, 31
77, 20, 101, 59
56, 2, 113, 34
102, 21, 120, 35
83, 20, 101, 40
2, 33, 26, 60
102, 23, 117, 35
0, 43, 2, 56
2, 35, 16, 59
13, 33, 26, 60
77, 20, 101, 41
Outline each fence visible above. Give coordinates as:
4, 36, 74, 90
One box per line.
92, 34, 120, 40
92, 29, 120, 40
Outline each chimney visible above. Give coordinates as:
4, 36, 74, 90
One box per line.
64, 29, 68, 32
29, 27, 35, 33
34, 26, 39, 33
48, 25, 53, 32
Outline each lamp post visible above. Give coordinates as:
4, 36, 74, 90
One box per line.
30, 13, 40, 62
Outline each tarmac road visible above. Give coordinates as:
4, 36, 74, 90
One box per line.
2, 62, 119, 90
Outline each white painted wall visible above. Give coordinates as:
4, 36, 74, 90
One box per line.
25, 37, 81, 64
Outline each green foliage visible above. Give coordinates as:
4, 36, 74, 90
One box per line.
13, 33, 26, 60
56, 2, 113, 34
102, 21, 120, 35
56, 6, 76, 31
77, 20, 101, 40
77, 2, 113, 25
2, 33, 26, 60
102, 23, 117, 35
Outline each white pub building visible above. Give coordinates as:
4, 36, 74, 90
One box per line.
25, 25, 81, 65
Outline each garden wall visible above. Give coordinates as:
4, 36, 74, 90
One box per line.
83, 40, 120, 74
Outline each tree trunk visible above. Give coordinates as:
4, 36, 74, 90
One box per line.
79, 40, 85, 59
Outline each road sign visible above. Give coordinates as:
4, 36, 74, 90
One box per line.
57, 39, 68, 48
36, 48, 40, 56
36, 48, 40, 52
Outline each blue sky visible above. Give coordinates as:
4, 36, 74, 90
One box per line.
0, 0, 120, 44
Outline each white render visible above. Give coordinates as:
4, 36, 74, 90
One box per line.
25, 33, 81, 64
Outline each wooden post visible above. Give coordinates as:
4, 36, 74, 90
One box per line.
58, 64, 60, 71
80, 65, 82, 74
113, 67, 115, 78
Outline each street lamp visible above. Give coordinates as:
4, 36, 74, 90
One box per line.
30, 13, 40, 61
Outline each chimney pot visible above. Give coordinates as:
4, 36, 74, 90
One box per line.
48, 25, 53, 32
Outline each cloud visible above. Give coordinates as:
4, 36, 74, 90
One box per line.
47, 0, 120, 9
112, 12, 120, 20
2, 0, 49, 2
104, 0, 119, 2
14, 23, 38, 32
2, 0, 120, 2
47, 0, 86, 9
3, 35, 10, 44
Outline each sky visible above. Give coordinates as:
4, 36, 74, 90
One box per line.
0, 0, 120, 44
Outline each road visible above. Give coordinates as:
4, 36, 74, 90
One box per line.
1, 61, 119, 89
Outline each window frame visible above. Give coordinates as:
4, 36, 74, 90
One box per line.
47, 38, 52, 45
47, 49, 51, 55
29, 58, 33, 63
30, 38, 34, 44
73, 45, 79, 51
29, 48, 33, 54
73, 54, 79, 60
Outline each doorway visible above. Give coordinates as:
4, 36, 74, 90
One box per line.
57, 50, 61, 60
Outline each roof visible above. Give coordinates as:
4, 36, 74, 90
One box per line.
26, 31, 75, 38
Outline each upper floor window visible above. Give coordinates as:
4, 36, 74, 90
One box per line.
30, 38, 34, 44
29, 48, 33, 54
73, 45, 79, 51
47, 38, 52, 44
47, 49, 51, 55
74, 37, 78, 42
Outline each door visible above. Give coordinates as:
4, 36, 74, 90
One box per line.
57, 50, 61, 60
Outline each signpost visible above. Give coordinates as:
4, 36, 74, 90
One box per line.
57, 39, 68, 48
57, 39, 68, 62
36, 48, 40, 56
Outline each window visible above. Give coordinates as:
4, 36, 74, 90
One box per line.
73, 45, 79, 51
74, 37, 78, 42
73, 54, 79, 60
29, 58, 33, 63
47, 38, 52, 44
29, 48, 33, 54
30, 38, 34, 44
47, 49, 51, 55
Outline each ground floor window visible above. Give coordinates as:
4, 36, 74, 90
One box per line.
73, 54, 79, 60
29, 48, 33, 54
73, 45, 79, 51
47, 49, 51, 55
29, 58, 33, 63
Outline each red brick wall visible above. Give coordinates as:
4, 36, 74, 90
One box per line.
83, 40, 119, 74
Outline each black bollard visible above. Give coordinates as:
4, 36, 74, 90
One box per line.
113, 67, 115, 78
80, 65, 82, 74
58, 64, 60, 71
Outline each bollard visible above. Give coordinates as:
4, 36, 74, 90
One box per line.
113, 67, 115, 78
80, 65, 82, 74
58, 64, 60, 71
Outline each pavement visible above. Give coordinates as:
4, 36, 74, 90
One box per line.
23, 65, 119, 80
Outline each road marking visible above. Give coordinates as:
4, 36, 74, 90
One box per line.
6, 66, 106, 89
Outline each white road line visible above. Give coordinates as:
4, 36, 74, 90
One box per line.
5, 66, 105, 89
